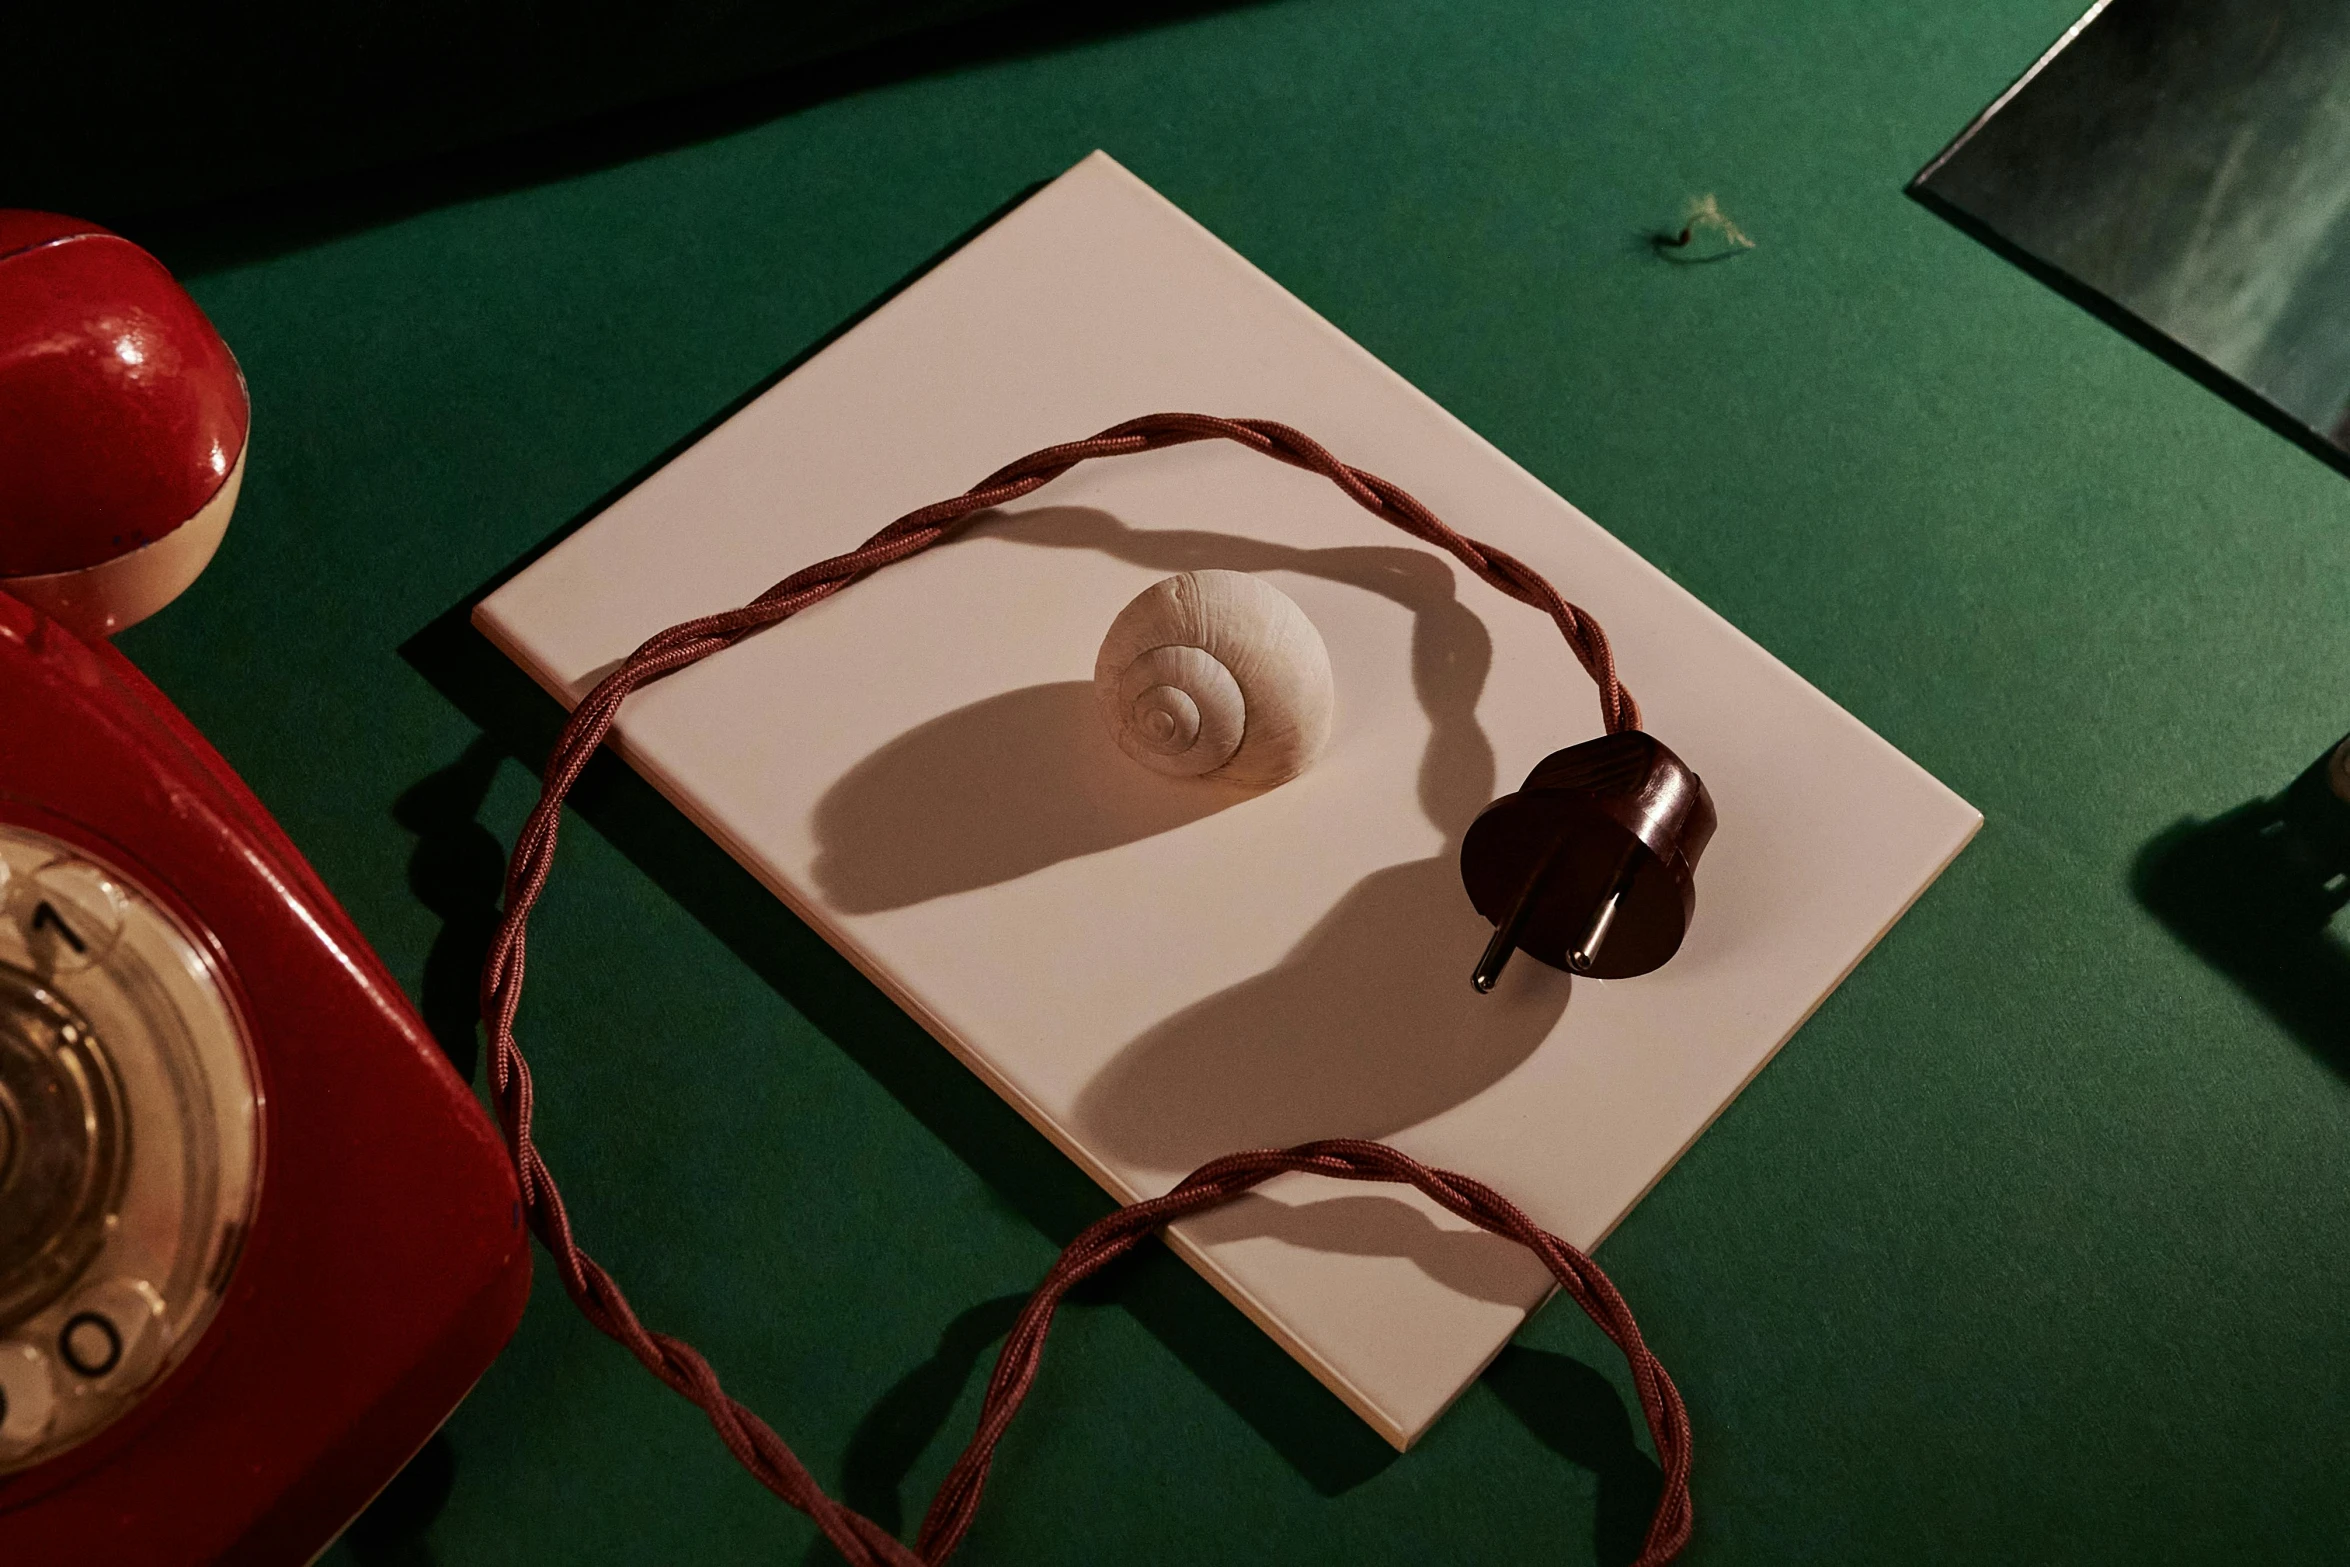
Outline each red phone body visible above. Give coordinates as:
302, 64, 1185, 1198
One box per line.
0, 593, 530, 1562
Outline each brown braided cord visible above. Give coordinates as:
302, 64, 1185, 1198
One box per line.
479, 414, 1686, 1565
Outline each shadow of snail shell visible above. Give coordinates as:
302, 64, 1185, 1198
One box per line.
1092, 570, 1334, 787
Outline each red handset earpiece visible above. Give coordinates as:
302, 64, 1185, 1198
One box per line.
0, 211, 250, 639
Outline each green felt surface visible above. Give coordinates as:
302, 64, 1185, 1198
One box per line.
101, 0, 2350, 1561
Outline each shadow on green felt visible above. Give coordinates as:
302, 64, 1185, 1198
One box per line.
1482, 1347, 1665, 1567
787, 1293, 1661, 1567
325, 1432, 457, 1567
390, 737, 511, 1084
115, 0, 1269, 278
816, 1292, 1032, 1548
2131, 745, 2350, 1086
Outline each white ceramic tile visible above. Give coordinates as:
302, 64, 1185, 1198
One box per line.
477, 153, 1980, 1448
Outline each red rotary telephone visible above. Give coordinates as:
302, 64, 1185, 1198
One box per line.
0, 215, 530, 1562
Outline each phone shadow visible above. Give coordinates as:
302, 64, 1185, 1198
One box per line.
390, 737, 511, 1083
322, 1431, 457, 1567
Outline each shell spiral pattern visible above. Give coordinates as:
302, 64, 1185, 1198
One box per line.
1092, 570, 1335, 787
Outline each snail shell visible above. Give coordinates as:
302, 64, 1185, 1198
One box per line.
1092, 570, 1334, 787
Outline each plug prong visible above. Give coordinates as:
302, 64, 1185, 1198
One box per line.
1569, 845, 1642, 975
1472, 847, 1556, 993
1568, 892, 1624, 974
1471, 914, 1521, 994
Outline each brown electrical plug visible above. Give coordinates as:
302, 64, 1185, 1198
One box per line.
1460, 730, 1716, 990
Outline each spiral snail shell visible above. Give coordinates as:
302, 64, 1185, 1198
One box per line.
1093, 570, 1335, 787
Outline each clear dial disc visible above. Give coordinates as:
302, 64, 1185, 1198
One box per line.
0, 825, 261, 1473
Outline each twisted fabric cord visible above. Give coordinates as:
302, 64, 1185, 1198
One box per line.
479, 414, 1685, 1565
